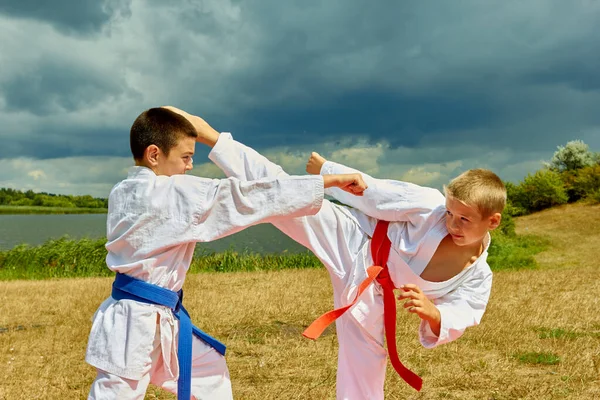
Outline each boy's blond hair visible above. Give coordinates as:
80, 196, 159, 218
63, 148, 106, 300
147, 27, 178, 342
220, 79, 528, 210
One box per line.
444, 169, 506, 217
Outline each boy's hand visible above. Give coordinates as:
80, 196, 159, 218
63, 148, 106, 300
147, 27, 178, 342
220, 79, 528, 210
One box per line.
322, 173, 367, 196
306, 152, 328, 175
162, 106, 219, 147
398, 284, 442, 337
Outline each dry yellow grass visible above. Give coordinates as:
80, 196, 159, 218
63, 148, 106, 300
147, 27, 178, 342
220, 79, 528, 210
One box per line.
1, 203, 599, 399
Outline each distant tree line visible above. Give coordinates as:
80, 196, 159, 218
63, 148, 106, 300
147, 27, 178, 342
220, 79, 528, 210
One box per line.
506, 140, 600, 216
0, 188, 108, 209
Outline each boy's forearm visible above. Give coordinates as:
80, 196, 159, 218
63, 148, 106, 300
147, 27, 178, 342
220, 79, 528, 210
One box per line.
322, 174, 341, 189
161, 106, 220, 147
191, 116, 219, 147
196, 128, 219, 148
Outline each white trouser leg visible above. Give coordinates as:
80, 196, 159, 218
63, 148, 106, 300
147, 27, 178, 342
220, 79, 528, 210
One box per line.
154, 335, 233, 400
88, 370, 150, 400
335, 312, 387, 400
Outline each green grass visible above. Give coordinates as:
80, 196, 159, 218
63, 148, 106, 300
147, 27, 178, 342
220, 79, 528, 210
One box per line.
0, 237, 110, 280
0, 229, 550, 280
536, 327, 600, 340
513, 351, 561, 365
189, 250, 322, 273
0, 237, 324, 280
0, 205, 107, 214
536, 328, 582, 340
487, 232, 550, 271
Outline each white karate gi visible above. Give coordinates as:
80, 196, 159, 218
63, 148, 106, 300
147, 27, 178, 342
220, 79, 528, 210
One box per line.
86, 166, 326, 400
209, 133, 493, 400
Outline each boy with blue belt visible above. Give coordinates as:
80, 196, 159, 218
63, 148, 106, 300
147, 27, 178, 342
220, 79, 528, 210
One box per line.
85, 107, 367, 399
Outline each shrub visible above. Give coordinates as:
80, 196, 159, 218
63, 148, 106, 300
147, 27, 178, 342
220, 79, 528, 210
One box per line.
561, 169, 583, 202
9, 198, 34, 206
498, 210, 516, 237
545, 140, 595, 172
512, 170, 568, 213
561, 164, 600, 203
586, 188, 600, 205
504, 199, 528, 217
505, 182, 530, 216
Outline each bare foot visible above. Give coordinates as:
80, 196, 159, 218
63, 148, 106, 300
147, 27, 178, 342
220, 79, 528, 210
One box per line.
306, 152, 327, 175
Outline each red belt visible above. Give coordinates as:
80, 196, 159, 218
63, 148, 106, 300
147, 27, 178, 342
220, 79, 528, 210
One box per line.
302, 220, 423, 391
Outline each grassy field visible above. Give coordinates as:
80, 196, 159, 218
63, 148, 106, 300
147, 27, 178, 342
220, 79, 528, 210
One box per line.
0, 203, 599, 399
0, 205, 107, 215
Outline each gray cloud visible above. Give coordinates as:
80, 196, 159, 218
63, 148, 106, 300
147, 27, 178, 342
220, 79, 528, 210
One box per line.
0, 0, 132, 35
0, 0, 599, 195
1, 57, 129, 116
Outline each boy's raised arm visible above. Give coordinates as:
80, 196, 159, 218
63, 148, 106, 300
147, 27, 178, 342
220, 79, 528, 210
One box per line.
307, 152, 446, 224
187, 174, 325, 242
148, 169, 366, 246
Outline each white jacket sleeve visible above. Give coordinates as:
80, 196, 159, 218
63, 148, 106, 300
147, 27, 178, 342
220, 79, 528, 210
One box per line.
118, 171, 325, 251
419, 265, 493, 348
320, 161, 446, 224
190, 174, 325, 241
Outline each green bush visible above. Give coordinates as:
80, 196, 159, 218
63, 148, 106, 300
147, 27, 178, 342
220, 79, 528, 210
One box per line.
512, 169, 568, 213
545, 139, 595, 172
586, 188, 600, 205
561, 169, 583, 202
560, 165, 600, 202
505, 182, 530, 215
498, 210, 516, 237
9, 198, 35, 206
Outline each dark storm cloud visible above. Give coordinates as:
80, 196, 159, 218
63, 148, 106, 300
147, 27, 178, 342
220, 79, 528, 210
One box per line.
523, 42, 600, 92
0, 0, 599, 192
0, 126, 129, 160
226, 88, 495, 150
173, 0, 600, 154
0, 0, 132, 35
0, 57, 128, 116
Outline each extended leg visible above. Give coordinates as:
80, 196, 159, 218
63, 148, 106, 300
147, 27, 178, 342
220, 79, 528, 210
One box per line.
209, 134, 388, 399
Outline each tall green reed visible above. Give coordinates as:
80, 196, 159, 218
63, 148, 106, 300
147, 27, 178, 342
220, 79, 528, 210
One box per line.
0, 231, 549, 280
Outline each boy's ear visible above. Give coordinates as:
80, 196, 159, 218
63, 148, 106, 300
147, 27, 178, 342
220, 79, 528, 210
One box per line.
145, 145, 160, 167
488, 213, 502, 230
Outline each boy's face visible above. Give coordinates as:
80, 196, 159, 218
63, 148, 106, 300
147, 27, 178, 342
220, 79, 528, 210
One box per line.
152, 136, 196, 176
444, 195, 501, 247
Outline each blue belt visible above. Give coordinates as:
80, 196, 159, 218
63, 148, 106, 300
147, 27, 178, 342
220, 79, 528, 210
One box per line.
111, 273, 226, 400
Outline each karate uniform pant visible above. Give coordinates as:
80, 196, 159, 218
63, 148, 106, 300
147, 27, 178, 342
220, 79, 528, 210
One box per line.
210, 134, 388, 399
88, 323, 233, 400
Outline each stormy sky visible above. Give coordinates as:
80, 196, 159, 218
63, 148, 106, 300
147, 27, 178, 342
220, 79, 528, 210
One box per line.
1, 0, 599, 197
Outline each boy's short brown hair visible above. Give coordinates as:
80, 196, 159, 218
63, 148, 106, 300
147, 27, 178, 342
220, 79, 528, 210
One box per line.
444, 169, 506, 217
130, 107, 198, 161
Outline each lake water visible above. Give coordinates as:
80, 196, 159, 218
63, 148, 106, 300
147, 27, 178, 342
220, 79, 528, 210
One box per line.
0, 214, 307, 254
